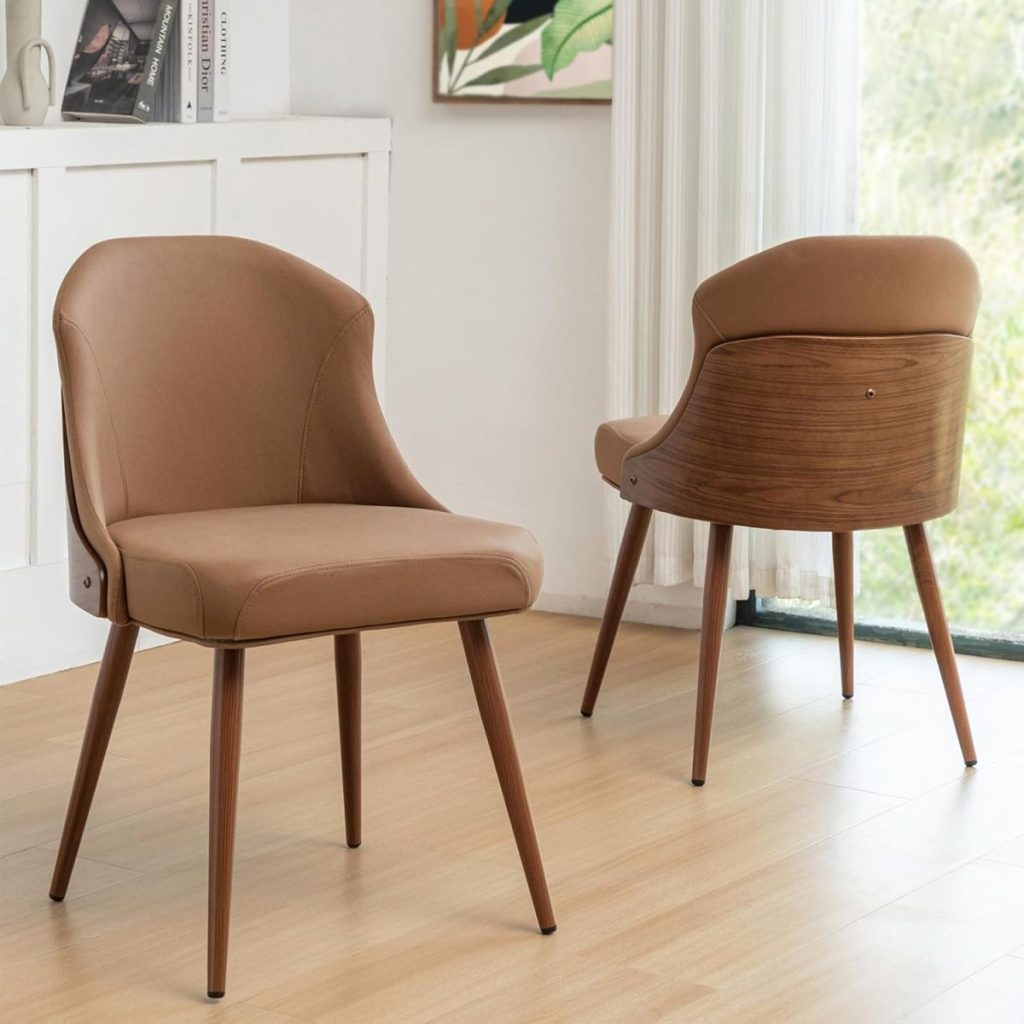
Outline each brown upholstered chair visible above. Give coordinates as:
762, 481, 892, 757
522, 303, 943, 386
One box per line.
49, 236, 555, 998
582, 236, 980, 785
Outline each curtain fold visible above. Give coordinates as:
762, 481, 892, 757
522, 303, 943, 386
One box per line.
608, 0, 860, 602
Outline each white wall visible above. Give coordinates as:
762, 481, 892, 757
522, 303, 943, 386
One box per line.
289, 1, 705, 627
0, 0, 291, 122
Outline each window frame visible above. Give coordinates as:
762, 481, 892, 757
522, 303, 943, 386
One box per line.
735, 592, 1024, 663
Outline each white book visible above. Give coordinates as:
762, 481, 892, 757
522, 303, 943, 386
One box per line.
213, 0, 230, 122
179, 0, 198, 123
197, 0, 214, 121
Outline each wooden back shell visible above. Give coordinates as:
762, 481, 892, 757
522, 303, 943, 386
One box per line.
620, 333, 973, 532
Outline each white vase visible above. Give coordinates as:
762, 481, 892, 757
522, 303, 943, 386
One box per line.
0, 0, 56, 126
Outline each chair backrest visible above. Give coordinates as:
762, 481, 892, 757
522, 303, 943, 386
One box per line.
55, 236, 438, 622
620, 236, 981, 532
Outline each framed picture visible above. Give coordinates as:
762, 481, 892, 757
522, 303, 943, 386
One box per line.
434, 1, 612, 104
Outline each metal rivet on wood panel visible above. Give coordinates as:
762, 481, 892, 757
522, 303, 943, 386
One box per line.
865, 388, 876, 399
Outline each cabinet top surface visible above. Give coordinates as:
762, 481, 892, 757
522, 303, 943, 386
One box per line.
0, 116, 392, 170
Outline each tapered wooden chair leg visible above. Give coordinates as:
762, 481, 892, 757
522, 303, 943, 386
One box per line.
691, 524, 734, 787
334, 633, 362, 849
904, 524, 977, 766
208, 649, 245, 1000
50, 623, 139, 901
833, 532, 855, 699
458, 619, 556, 935
581, 503, 653, 716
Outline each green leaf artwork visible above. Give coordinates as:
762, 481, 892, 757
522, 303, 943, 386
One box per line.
480, 0, 516, 35
436, 0, 612, 103
475, 13, 551, 62
540, 0, 613, 80
440, 0, 457, 75
463, 64, 545, 88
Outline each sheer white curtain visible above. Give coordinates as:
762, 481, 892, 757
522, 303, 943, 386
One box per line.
608, 0, 860, 602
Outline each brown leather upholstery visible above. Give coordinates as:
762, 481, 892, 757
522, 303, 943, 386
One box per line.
109, 504, 541, 642
594, 415, 667, 486
55, 236, 542, 641
624, 235, 981, 470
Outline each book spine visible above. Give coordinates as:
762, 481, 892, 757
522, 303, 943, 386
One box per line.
197, 0, 215, 121
180, 0, 199, 123
213, 0, 230, 122
133, 0, 179, 123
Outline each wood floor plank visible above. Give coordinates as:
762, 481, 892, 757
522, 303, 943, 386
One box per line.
699, 860, 1024, 1022
899, 956, 1024, 1024
0, 847, 140, 924
797, 677, 1024, 798
1, 612, 1020, 1022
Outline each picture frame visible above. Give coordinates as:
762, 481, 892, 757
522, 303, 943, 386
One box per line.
433, 0, 612, 105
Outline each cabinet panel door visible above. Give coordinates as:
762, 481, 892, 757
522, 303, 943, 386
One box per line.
62, 161, 215, 257
236, 155, 366, 290
0, 172, 33, 570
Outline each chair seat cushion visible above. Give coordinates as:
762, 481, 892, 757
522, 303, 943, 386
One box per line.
108, 504, 543, 642
594, 415, 668, 485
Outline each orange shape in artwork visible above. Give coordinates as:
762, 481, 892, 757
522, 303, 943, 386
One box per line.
439, 0, 507, 50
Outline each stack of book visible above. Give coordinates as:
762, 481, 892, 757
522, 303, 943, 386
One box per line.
62, 0, 231, 124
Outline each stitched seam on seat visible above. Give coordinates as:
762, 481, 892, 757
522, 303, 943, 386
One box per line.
296, 304, 373, 502
233, 552, 533, 638
692, 296, 726, 342
59, 316, 131, 518
120, 552, 206, 637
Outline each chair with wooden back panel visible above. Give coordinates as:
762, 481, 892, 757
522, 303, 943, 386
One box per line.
582, 236, 980, 785
50, 236, 555, 999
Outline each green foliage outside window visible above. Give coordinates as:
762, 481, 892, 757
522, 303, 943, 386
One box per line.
858, 0, 1024, 636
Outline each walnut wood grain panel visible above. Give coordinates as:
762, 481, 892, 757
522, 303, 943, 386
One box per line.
63, 420, 107, 618
621, 335, 973, 532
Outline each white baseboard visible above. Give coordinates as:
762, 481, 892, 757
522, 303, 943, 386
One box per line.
0, 561, 175, 686
534, 592, 698, 630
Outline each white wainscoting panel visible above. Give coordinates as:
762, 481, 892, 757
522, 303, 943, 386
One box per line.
0, 171, 33, 572
0, 117, 391, 684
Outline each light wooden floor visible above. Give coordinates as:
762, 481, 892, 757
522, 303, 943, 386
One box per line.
2, 612, 1023, 1023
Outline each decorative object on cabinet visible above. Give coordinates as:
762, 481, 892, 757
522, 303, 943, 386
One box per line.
0, 0, 56, 126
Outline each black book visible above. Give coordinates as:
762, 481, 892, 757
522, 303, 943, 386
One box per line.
63, 0, 180, 123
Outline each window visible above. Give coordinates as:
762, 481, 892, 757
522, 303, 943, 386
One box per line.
744, 0, 1024, 659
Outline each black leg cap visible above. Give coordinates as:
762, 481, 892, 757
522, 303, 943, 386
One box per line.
843, 694, 853, 700
208, 991, 225, 1000
965, 759, 978, 767
580, 709, 592, 718
347, 841, 362, 849
691, 778, 705, 787
49, 893, 64, 902
541, 925, 557, 935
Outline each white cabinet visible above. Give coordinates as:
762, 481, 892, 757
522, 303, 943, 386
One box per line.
0, 117, 391, 684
